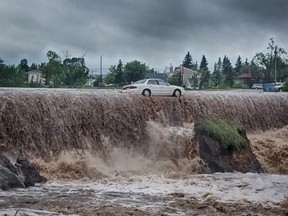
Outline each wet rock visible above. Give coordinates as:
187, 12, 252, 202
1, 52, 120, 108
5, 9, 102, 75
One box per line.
0, 155, 25, 190
0, 155, 18, 175
16, 155, 47, 187
196, 127, 264, 173
0, 154, 46, 190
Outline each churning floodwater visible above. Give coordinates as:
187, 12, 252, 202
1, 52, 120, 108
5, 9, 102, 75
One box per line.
1, 172, 288, 216
0, 89, 288, 215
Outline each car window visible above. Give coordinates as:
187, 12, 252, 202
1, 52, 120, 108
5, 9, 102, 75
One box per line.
157, 80, 168, 86
147, 80, 157, 85
133, 79, 147, 84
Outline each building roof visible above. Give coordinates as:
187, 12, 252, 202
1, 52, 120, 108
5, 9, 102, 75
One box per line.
173, 66, 197, 75
239, 72, 252, 78
27, 70, 42, 75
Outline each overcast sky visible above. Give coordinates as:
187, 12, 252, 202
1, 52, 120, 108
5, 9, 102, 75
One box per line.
0, 0, 287, 73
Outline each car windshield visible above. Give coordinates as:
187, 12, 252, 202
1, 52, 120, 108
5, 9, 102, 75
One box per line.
133, 79, 147, 84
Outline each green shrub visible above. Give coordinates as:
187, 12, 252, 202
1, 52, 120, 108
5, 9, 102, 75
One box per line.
168, 74, 181, 86
283, 80, 288, 92
195, 118, 247, 151
232, 81, 248, 89
216, 80, 230, 89
29, 81, 42, 88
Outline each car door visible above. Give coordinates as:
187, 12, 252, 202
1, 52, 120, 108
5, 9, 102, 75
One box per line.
147, 79, 159, 95
157, 79, 172, 95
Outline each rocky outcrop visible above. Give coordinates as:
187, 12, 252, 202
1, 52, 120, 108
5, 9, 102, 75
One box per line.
0, 165, 25, 190
0, 155, 18, 175
0, 155, 46, 190
16, 156, 47, 187
196, 127, 264, 173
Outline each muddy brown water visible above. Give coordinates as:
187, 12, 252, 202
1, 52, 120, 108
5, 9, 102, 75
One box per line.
0, 89, 288, 215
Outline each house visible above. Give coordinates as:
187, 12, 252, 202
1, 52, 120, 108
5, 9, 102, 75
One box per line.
27, 70, 44, 84
147, 72, 168, 81
238, 72, 254, 87
170, 66, 198, 88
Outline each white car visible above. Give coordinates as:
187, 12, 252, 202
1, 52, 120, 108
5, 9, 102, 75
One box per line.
274, 82, 283, 92
251, 83, 263, 89
121, 79, 185, 97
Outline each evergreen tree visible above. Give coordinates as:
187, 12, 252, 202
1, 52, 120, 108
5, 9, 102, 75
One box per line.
244, 58, 249, 66
212, 57, 222, 86
234, 56, 242, 77
199, 55, 208, 71
222, 55, 234, 87
182, 51, 197, 70
114, 59, 125, 85
182, 51, 193, 69
199, 55, 210, 89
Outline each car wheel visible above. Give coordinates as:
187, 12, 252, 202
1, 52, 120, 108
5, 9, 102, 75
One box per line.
173, 89, 181, 97
142, 89, 151, 97
279, 88, 283, 92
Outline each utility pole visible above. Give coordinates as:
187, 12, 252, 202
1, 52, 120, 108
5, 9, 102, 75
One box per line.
274, 46, 277, 83
100, 55, 103, 86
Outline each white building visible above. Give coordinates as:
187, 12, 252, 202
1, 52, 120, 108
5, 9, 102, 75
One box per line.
170, 66, 199, 88
27, 70, 44, 84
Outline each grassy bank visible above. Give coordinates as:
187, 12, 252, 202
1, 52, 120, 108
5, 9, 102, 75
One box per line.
195, 118, 247, 151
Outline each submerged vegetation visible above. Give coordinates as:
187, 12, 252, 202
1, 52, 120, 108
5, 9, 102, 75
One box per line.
195, 118, 247, 151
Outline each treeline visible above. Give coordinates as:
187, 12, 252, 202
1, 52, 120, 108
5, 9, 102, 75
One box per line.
169, 38, 288, 89
104, 38, 288, 89
0, 38, 287, 89
0, 50, 89, 87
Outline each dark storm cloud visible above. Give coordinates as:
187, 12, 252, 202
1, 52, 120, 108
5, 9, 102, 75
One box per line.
0, 0, 287, 71
224, 0, 288, 22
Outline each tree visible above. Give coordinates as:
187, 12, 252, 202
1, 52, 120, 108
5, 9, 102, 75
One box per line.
249, 59, 262, 82
255, 38, 288, 83
182, 51, 197, 70
198, 55, 210, 89
114, 59, 125, 85
273, 44, 287, 82
267, 38, 275, 82
222, 55, 234, 87
19, 59, 29, 72
182, 51, 193, 69
234, 56, 242, 77
168, 74, 181, 86
199, 55, 208, 71
30, 63, 38, 70
104, 65, 116, 84
63, 57, 89, 87
123, 60, 149, 83
42, 50, 64, 87
212, 57, 222, 86
0, 59, 26, 87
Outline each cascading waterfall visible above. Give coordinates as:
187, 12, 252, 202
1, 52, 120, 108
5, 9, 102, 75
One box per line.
0, 89, 288, 179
